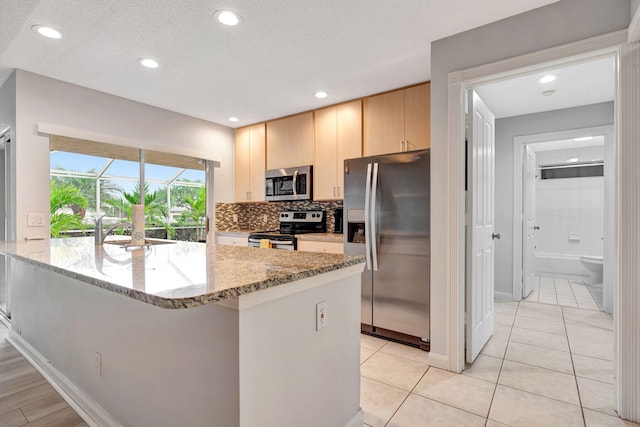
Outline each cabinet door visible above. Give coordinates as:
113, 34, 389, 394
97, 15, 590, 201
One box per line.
297, 240, 344, 254
217, 235, 248, 246
336, 100, 362, 198
404, 83, 431, 150
313, 107, 338, 201
266, 112, 314, 169
363, 90, 404, 156
248, 123, 266, 201
234, 126, 251, 202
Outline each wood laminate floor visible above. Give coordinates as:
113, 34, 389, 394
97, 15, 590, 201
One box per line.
0, 324, 86, 427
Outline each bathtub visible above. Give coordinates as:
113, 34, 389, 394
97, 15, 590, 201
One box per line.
534, 252, 593, 280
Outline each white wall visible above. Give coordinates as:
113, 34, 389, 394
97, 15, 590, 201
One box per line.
430, 0, 630, 366
535, 146, 604, 258
13, 70, 235, 240
494, 102, 614, 297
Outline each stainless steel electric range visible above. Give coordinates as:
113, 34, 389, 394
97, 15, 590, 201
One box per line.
248, 210, 326, 250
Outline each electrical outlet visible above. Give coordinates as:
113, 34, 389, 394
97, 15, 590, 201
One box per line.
316, 301, 327, 331
263, 214, 268, 223
27, 213, 45, 227
95, 352, 102, 376
232, 214, 238, 223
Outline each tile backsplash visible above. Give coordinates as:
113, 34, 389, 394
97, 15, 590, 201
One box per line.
215, 201, 343, 233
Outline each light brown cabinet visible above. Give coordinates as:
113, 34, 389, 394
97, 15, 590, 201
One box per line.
313, 100, 362, 200
297, 240, 344, 254
266, 112, 314, 170
363, 82, 430, 156
234, 123, 266, 202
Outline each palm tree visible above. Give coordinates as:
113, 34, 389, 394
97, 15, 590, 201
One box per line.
176, 186, 206, 241
103, 183, 172, 235
50, 181, 88, 238
51, 169, 122, 212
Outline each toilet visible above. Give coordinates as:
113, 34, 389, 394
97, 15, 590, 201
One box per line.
580, 255, 603, 287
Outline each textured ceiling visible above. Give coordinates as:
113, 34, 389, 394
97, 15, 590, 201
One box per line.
0, 0, 560, 128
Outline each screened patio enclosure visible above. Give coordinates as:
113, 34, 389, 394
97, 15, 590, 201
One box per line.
49, 135, 206, 241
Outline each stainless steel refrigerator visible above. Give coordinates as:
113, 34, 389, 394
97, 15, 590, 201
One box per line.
343, 150, 430, 349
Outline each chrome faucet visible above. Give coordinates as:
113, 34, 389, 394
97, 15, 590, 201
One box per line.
95, 215, 132, 245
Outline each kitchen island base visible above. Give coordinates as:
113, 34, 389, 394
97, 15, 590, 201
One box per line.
7, 257, 363, 427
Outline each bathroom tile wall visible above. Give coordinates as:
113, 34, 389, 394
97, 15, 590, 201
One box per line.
215, 200, 343, 233
535, 146, 604, 257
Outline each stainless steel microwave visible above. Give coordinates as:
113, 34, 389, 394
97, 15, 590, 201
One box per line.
265, 165, 313, 202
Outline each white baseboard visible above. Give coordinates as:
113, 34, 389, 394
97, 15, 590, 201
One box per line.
7, 332, 121, 427
345, 408, 364, 427
427, 352, 451, 371
494, 291, 514, 301
0, 313, 10, 329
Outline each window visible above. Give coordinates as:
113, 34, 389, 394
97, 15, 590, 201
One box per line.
540, 161, 604, 180
49, 135, 206, 241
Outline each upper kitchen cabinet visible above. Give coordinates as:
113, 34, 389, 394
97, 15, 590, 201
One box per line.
314, 100, 362, 200
266, 112, 314, 170
235, 123, 266, 202
363, 82, 430, 156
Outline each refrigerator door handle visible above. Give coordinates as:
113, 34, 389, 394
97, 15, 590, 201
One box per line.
371, 162, 379, 271
364, 163, 373, 271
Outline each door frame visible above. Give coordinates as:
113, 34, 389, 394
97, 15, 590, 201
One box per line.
441, 30, 626, 374
512, 125, 614, 307
0, 127, 14, 324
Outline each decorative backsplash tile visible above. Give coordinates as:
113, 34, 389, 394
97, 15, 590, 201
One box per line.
215, 201, 343, 233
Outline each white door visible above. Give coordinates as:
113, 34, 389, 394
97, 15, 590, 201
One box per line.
522, 146, 537, 298
466, 90, 496, 363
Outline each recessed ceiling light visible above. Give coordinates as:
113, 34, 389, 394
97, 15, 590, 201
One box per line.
574, 136, 593, 141
315, 91, 328, 99
567, 157, 579, 163
228, 117, 239, 122
539, 75, 557, 84
542, 90, 556, 96
138, 58, 159, 69
31, 25, 62, 39
215, 10, 240, 26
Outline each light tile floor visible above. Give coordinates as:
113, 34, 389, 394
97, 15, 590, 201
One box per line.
525, 276, 602, 310
360, 300, 639, 427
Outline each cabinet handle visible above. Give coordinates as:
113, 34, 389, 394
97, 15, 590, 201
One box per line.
400, 141, 404, 152
336, 186, 340, 197
405, 140, 410, 151
246, 191, 251, 201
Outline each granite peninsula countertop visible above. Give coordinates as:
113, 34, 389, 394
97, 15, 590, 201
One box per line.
0, 237, 364, 310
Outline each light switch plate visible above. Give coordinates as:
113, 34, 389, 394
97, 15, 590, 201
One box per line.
27, 213, 45, 227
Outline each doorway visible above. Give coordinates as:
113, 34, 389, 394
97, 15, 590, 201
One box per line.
460, 50, 617, 368
0, 129, 9, 321
512, 126, 614, 314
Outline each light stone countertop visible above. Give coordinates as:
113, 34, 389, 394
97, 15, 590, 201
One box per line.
0, 237, 364, 310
